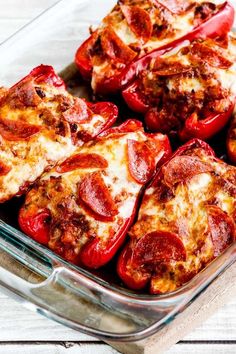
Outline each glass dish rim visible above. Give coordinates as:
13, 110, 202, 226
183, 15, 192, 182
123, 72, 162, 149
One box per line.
0, 0, 235, 342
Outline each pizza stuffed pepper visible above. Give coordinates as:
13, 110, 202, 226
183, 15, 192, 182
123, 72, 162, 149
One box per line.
19, 120, 171, 268
117, 139, 236, 293
0, 65, 118, 202
75, 0, 234, 93
123, 35, 236, 140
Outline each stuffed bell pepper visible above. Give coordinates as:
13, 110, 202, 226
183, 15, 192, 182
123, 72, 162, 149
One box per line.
75, 0, 234, 94
0, 65, 118, 202
19, 120, 171, 268
117, 139, 236, 294
123, 35, 236, 140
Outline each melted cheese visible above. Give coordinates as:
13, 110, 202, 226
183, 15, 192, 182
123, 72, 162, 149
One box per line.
0, 74, 112, 202
114, 19, 137, 45
143, 9, 194, 52
167, 76, 203, 92
23, 128, 161, 263
142, 36, 236, 126
0, 134, 74, 201
90, 0, 225, 90
129, 149, 236, 293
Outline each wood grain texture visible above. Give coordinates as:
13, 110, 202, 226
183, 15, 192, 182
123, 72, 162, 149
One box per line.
0, 344, 235, 354
0, 290, 235, 342
0, 0, 57, 43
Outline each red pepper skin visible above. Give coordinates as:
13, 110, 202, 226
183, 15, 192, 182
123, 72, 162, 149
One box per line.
117, 244, 150, 290
75, 31, 98, 80
179, 103, 235, 141
145, 107, 163, 132
98, 119, 143, 138
18, 207, 51, 245
79, 122, 171, 269
172, 138, 215, 157
15, 65, 66, 90
122, 81, 149, 114
80, 207, 137, 269
227, 115, 236, 164
117, 138, 216, 290
124, 83, 235, 141
75, 2, 234, 93
88, 101, 119, 134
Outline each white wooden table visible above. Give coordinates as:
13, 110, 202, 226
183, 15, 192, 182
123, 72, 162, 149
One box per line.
0, 1, 235, 353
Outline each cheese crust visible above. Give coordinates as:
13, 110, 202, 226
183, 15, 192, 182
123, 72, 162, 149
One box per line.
139, 35, 236, 132
127, 143, 236, 293
21, 125, 167, 266
88, 0, 224, 90
0, 71, 114, 202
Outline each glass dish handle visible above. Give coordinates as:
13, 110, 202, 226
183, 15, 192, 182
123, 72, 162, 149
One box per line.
0, 256, 184, 342
0, 220, 235, 342
0, 237, 187, 342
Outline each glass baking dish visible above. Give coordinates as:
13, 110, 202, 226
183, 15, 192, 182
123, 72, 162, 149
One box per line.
0, 0, 235, 342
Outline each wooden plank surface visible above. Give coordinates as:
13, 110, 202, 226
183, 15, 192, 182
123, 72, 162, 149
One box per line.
0, 1, 235, 353
0, 290, 235, 342
0, 344, 235, 354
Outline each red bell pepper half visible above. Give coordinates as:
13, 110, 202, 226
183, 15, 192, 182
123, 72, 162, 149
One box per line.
227, 114, 236, 164
179, 104, 235, 141
123, 36, 236, 140
19, 120, 172, 269
117, 139, 236, 293
0, 63, 120, 204
120, 1, 234, 90
130, 92, 235, 142
75, 1, 234, 94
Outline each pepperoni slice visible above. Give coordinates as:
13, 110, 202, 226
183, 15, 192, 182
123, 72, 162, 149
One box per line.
207, 205, 235, 257
101, 28, 137, 63
8, 81, 42, 108
0, 118, 41, 141
120, 5, 153, 44
131, 231, 187, 266
191, 42, 233, 69
153, 61, 191, 76
127, 139, 155, 184
0, 161, 11, 176
62, 98, 91, 124
57, 153, 108, 173
162, 155, 212, 188
78, 171, 118, 222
